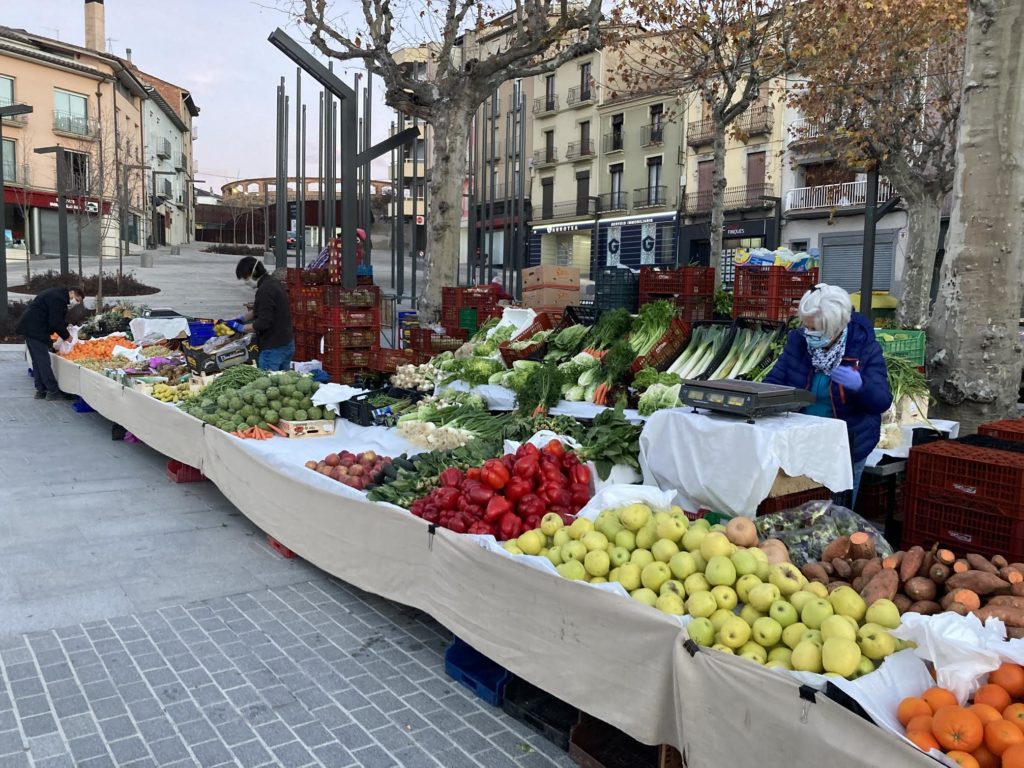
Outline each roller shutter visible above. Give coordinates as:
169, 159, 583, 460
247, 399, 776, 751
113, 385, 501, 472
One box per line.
39, 209, 100, 259
819, 228, 896, 292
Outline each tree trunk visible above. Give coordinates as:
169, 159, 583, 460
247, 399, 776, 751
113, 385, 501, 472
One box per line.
896, 189, 945, 328
419, 104, 471, 321
77, 225, 83, 277
927, 0, 1024, 433
708, 121, 728, 282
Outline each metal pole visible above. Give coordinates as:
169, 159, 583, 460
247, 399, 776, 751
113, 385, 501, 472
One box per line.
859, 165, 879, 322
466, 112, 476, 286
390, 122, 396, 290
300, 104, 306, 266
503, 106, 512, 291
410, 116, 418, 304
317, 91, 324, 252
514, 91, 526, 301
480, 104, 489, 284
486, 96, 497, 283
340, 89, 358, 289
295, 67, 301, 264
150, 168, 158, 253
363, 69, 373, 264
395, 120, 405, 301
327, 98, 337, 242
275, 84, 289, 269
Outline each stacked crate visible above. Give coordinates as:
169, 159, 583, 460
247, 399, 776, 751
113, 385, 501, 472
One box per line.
322, 286, 381, 384
638, 266, 716, 322
519, 265, 581, 317
440, 286, 500, 338
593, 267, 639, 315
286, 268, 327, 362
732, 266, 819, 321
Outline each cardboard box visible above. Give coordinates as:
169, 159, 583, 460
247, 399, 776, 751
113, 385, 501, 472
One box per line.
182, 339, 259, 375
767, 470, 823, 498
278, 418, 336, 438
521, 286, 581, 308
521, 265, 581, 290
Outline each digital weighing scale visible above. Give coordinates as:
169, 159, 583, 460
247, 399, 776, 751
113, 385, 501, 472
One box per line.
679, 379, 815, 423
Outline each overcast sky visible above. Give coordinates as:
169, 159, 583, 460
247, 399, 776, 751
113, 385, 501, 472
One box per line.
3, 0, 395, 194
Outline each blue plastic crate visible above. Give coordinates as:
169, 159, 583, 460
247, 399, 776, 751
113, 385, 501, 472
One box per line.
72, 397, 95, 413
188, 321, 215, 346
444, 637, 509, 707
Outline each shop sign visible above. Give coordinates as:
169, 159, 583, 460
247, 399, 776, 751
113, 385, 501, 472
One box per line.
723, 220, 767, 238
606, 225, 621, 266
640, 222, 656, 265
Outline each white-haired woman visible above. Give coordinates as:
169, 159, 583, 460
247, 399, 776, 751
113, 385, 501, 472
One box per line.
765, 283, 892, 504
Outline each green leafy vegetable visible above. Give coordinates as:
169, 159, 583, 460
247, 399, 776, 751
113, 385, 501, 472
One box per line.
586, 309, 634, 352
577, 404, 643, 480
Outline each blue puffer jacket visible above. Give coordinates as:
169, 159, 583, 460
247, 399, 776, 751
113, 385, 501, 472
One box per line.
765, 313, 892, 462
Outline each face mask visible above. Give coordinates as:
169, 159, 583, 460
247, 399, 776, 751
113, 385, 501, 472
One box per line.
69, 298, 80, 307
244, 277, 256, 287
804, 329, 830, 350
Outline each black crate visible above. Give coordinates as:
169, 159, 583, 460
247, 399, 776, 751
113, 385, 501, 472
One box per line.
501, 676, 579, 751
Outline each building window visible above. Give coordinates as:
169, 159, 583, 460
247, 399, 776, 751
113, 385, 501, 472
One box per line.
580, 120, 590, 147
650, 104, 664, 143
544, 75, 556, 110
541, 177, 554, 219
790, 240, 809, 252
2, 139, 14, 182
576, 170, 590, 216
54, 89, 88, 134
609, 163, 624, 209
611, 113, 623, 151
647, 156, 663, 205
544, 130, 555, 162
64, 150, 90, 194
0, 76, 12, 107
580, 62, 592, 99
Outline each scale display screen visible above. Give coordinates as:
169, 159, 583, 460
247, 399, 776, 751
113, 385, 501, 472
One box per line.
678, 379, 814, 422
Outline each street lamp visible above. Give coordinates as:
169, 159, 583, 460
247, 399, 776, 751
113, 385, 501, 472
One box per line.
0, 102, 33, 323
149, 170, 175, 249
34, 145, 71, 278
758, 195, 783, 250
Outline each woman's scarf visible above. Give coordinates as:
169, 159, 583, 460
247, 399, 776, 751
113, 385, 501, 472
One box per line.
809, 327, 848, 374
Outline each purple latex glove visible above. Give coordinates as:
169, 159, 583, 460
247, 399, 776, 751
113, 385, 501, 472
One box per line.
830, 365, 863, 392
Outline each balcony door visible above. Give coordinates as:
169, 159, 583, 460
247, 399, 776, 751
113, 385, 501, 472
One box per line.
576, 170, 590, 216
745, 151, 766, 206
541, 177, 553, 219
696, 159, 713, 211
609, 163, 623, 209
54, 89, 88, 134
580, 62, 592, 100
647, 158, 663, 206
611, 114, 623, 151
544, 75, 556, 110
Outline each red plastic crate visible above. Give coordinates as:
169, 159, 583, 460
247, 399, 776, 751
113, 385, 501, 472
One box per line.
979, 420, 1024, 443
733, 266, 819, 301
902, 487, 1024, 561
296, 285, 327, 314
498, 313, 556, 367
166, 460, 206, 483
409, 327, 468, 354
323, 306, 381, 329
641, 293, 714, 323
324, 285, 380, 308
442, 286, 497, 310
756, 487, 833, 516
907, 440, 1024, 512
323, 327, 378, 349
267, 535, 297, 558
731, 295, 803, 323
629, 317, 692, 376
369, 347, 422, 373
300, 268, 327, 286
322, 367, 364, 385
323, 347, 374, 369
638, 266, 716, 297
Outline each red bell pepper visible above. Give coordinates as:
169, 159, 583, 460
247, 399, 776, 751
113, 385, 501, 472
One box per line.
499, 511, 523, 540
571, 464, 591, 487
516, 442, 540, 459
466, 467, 482, 481
464, 504, 483, 521
524, 514, 542, 531
544, 439, 566, 459
434, 487, 462, 511
448, 518, 467, 533
570, 484, 591, 508
500, 454, 515, 472
516, 493, 545, 520
481, 459, 511, 490
464, 482, 495, 506
562, 452, 580, 469
468, 521, 493, 535
503, 477, 531, 503
512, 457, 538, 480
439, 467, 464, 488
484, 495, 512, 523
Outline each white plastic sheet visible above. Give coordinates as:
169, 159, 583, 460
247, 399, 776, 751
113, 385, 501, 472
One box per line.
310, 383, 369, 415
128, 316, 190, 342
576, 484, 677, 521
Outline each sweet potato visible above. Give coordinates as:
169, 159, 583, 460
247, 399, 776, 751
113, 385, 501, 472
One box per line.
851, 558, 870, 578
827, 581, 851, 593
950, 589, 981, 611
974, 604, 1024, 628
918, 547, 936, 579
831, 558, 852, 580
893, 594, 913, 613
820, 560, 834, 576
945, 601, 970, 616
801, 562, 830, 584
851, 575, 866, 592
1007, 627, 1024, 639
953, 559, 970, 574
821, 536, 851, 563
860, 568, 899, 605
987, 595, 1024, 610
900, 546, 926, 584
966, 554, 999, 574
1012, 581, 1024, 598
992, 554, 1009, 569
944, 570, 1011, 596
936, 549, 957, 566
904, 576, 937, 602
1012, 563, 1024, 572
882, 551, 904, 571
999, 567, 1024, 584
860, 559, 883, 585
848, 531, 876, 561
929, 563, 951, 585
908, 600, 941, 615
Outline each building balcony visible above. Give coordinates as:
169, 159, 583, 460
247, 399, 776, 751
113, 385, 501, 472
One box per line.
687, 116, 714, 147
155, 137, 172, 159
391, 196, 427, 217
634, 185, 668, 209
683, 183, 776, 214
787, 118, 827, 147
539, 197, 597, 220
53, 110, 99, 139
603, 132, 625, 154
533, 96, 559, 116
641, 124, 665, 147
566, 139, 595, 160
390, 159, 428, 180
736, 105, 773, 137
567, 85, 598, 108
783, 178, 897, 213
532, 148, 558, 167
598, 191, 629, 213
175, 151, 187, 171
0, 98, 28, 126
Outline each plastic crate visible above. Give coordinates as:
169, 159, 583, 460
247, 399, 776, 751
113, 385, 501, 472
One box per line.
979, 419, 1024, 443
297, 285, 327, 314
72, 397, 95, 413
442, 286, 497, 310
324, 327, 379, 349
188, 321, 215, 346
501, 676, 579, 750
409, 327, 469, 354
733, 266, 819, 300
907, 440, 1024, 512
323, 347, 374, 369
902, 487, 1024, 561
568, 713, 658, 768
368, 347, 422, 373
324, 285, 380, 308
300, 268, 327, 286
629, 317, 692, 376
756, 486, 833, 516
443, 637, 509, 707
731, 295, 802, 323
638, 266, 715, 297
498, 313, 557, 367
641, 293, 714, 323
323, 306, 381, 329
166, 459, 206, 483
874, 328, 926, 366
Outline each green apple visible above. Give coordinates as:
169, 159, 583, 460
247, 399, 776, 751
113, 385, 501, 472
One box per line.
656, 517, 687, 543
739, 604, 765, 627
596, 516, 624, 543
854, 655, 875, 678
755, 560, 771, 581
769, 599, 799, 628
768, 646, 792, 665
688, 617, 715, 646
690, 551, 707, 573
609, 567, 620, 583
782, 622, 808, 650
545, 546, 563, 566
540, 513, 564, 537
651, 538, 680, 563
768, 563, 804, 596
800, 628, 824, 646
791, 640, 823, 673
705, 556, 737, 587
690, 517, 711, 532
569, 518, 593, 540
614, 530, 637, 551
828, 586, 867, 622
656, 593, 685, 615
686, 591, 718, 618
584, 550, 610, 577
660, 579, 686, 598
789, 590, 817, 614
801, 598, 835, 630
618, 503, 652, 532
635, 522, 659, 551
557, 560, 586, 580
736, 574, 763, 603
609, 546, 631, 568
631, 587, 658, 606
616, 563, 642, 591
699, 532, 734, 560
738, 641, 768, 664
857, 623, 896, 661
865, 599, 902, 630
820, 615, 857, 643
730, 549, 758, 577
581, 531, 609, 553
710, 608, 734, 632
765, 660, 792, 671
669, 551, 698, 581
747, 583, 781, 612
552, 529, 571, 548
717, 616, 752, 649
711, 643, 734, 654
751, 616, 783, 648
681, 526, 707, 553
684, 573, 711, 594
822, 637, 861, 678
804, 581, 829, 599
641, 562, 672, 592
563, 541, 587, 563
503, 543, 522, 554
589, 576, 607, 584
630, 549, 655, 569
711, 585, 738, 611
517, 530, 545, 556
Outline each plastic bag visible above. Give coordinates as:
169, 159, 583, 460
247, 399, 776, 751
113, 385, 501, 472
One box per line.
576, 484, 677, 522
756, 500, 892, 567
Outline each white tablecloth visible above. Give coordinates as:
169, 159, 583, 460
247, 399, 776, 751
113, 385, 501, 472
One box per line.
640, 408, 853, 517
128, 316, 191, 342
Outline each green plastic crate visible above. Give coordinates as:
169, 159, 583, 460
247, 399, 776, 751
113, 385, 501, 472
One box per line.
458, 307, 478, 334
875, 328, 926, 365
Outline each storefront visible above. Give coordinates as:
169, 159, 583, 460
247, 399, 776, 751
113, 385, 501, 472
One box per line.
3, 188, 111, 258
678, 216, 778, 286
527, 218, 597, 279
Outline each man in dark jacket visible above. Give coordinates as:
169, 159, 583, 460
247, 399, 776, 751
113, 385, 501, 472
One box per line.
765, 283, 892, 504
16, 286, 85, 400
233, 256, 294, 370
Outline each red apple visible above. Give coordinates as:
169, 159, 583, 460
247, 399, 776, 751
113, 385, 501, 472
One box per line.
325, 453, 340, 467
304, 460, 317, 470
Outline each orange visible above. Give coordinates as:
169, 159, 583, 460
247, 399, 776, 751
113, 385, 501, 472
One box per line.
971, 703, 1005, 725
971, 743, 1000, 768
924, 686, 959, 714
1005, 704, 1024, 734
946, 751, 981, 768
907, 714, 934, 733
976, 684, 1012, 713
906, 729, 941, 752
984, 718, 1024, 756
932, 705, 985, 752
899, 697, 934, 726
990, 663, 1024, 699
1002, 742, 1024, 768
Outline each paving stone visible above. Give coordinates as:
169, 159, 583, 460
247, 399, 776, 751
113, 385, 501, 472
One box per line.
271, 739, 318, 768
21, 712, 58, 737
192, 738, 235, 767
351, 743, 396, 768
229, 739, 274, 768
108, 735, 150, 763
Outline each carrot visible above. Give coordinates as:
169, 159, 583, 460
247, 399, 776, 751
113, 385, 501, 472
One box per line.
532, 404, 547, 417
936, 549, 956, 566
266, 422, 288, 437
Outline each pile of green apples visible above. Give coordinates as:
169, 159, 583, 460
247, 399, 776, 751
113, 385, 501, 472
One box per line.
503, 503, 903, 679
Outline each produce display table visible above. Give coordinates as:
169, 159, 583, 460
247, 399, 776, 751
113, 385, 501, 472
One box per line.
47, 352, 934, 767
640, 409, 853, 517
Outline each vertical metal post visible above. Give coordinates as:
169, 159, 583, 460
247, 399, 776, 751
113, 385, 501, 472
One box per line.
317, 91, 324, 251
859, 165, 879, 322
274, 79, 288, 267
466, 113, 476, 286
299, 104, 306, 266
295, 68, 302, 264
410, 116, 419, 304
390, 121, 396, 290
480, 103, 489, 284
0, 119, 7, 318
486, 95, 497, 283
340, 89, 357, 289
395, 119, 405, 301
363, 70, 373, 264
514, 90, 526, 301
502, 105, 512, 290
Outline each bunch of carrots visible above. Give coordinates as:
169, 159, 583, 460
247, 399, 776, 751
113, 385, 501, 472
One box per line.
229, 424, 285, 440
61, 336, 135, 361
